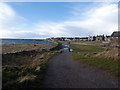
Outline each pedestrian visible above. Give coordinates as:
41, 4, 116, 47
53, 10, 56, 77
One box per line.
68, 42, 70, 44
69, 48, 70, 52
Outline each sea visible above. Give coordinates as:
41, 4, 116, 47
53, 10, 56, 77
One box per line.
0, 39, 53, 45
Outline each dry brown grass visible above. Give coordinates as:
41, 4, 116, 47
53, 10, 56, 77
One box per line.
95, 48, 118, 60
19, 75, 36, 83
35, 66, 41, 72
2, 43, 57, 54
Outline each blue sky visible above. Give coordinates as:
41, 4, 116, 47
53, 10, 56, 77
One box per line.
7, 2, 72, 22
7, 2, 95, 24
0, 2, 118, 39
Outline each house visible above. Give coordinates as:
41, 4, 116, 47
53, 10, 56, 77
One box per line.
65, 38, 71, 41
74, 37, 81, 40
88, 36, 96, 41
110, 31, 120, 47
105, 35, 111, 42
111, 31, 120, 37
96, 35, 105, 41
66, 37, 75, 41
88, 36, 92, 41
80, 37, 88, 41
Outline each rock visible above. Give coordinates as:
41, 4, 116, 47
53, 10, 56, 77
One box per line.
42, 48, 47, 52
30, 55, 33, 58
85, 54, 90, 57
40, 60, 44, 62
106, 48, 109, 51
51, 52, 54, 54
40, 54, 44, 59
35, 66, 40, 72
93, 52, 97, 54
47, 52, 50, 55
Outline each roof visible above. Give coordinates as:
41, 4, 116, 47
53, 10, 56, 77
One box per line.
111, 31, 120, 37
106, 36, 111, 38
96, 35, 104, 37
80, 37, 88, 39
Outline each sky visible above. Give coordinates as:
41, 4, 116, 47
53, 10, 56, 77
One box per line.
0, 2, 118, 39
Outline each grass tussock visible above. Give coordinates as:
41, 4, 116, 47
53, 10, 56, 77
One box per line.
95, 48, 118, 60
70, 44, 118, 78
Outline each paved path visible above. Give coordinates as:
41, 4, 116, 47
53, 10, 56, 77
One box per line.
42, 43, 118, 88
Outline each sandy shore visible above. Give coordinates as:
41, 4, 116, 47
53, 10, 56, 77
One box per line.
2, 43, 57, 54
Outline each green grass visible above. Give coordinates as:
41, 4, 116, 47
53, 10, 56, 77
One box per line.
70, 44, 105, 55
70, 44, 118, 78
71, 40, 102, 44
50, 43, 62, 51
60, 40, 73, 43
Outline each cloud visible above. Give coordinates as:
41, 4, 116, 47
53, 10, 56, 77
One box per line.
0, 2, 16, 30
35, 3, 118, 37
0, 2, 26, 38
0, 2, 118, 39
78, 3, 118, 35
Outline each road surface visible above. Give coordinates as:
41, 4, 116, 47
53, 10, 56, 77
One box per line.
42, 43, 118, 88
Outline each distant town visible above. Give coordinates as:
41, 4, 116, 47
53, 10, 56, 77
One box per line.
46, 31, 120, 47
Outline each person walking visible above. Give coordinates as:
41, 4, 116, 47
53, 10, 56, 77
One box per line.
69, 48, 70, 52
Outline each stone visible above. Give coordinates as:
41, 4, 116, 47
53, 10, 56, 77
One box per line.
35, 66, 41, 72
40, 54, 44, 59
42, 48, 47, 52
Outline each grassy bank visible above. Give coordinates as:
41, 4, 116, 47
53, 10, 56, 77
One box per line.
2, 43, 62, 89
2, 43, 57, 54
70, 44, 118, 78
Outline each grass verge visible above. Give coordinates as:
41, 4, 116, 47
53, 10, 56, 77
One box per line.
70, 44, 118, 79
